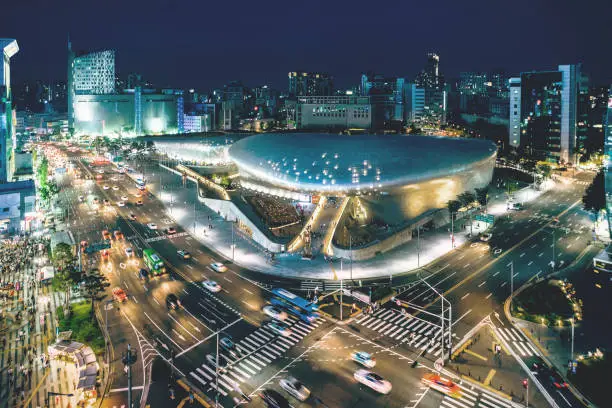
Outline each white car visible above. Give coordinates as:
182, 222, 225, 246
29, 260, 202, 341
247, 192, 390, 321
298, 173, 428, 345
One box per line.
121, 195, 129, 201
103, 185, 110, 190
480, 233, 492, 242
125, 247, 134, 257
265, 321, 292, 337
97, 169, 104, 174
263, 305, 288, 321
117, 201, 125, 207
202, 280, 221, 293
147, 223, 158, 230
210, 262, 228, 273
112, 186, 119, 191
351, 351, 376, 368
279, 377, 310, 401
354, 369, 392, 394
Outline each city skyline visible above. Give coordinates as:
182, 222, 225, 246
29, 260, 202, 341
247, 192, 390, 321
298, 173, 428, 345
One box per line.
3, 0, 612, 91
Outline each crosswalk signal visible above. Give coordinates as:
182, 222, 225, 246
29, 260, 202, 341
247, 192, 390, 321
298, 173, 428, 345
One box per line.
522, 379, 528, 389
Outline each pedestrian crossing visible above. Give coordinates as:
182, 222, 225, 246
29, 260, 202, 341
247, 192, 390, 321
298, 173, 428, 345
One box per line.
355, 308, 457, 357
188, 314, 325, 397
439, 385, 514, 408
496, 327, 540, 357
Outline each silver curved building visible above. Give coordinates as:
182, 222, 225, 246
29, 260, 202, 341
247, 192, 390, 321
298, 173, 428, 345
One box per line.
230, 133, 496, 190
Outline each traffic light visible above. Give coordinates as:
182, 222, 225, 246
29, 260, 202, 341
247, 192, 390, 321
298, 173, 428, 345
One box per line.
522, 379, 528, 389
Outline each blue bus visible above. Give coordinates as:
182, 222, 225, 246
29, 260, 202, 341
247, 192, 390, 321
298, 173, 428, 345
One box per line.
135, 177, 146, 190
270, 288, 319, 323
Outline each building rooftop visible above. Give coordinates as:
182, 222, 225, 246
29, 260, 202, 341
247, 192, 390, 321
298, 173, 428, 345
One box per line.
229, 133, 497, 193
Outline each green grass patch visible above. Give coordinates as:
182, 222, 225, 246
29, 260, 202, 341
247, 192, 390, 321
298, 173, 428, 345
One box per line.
568, 352, 610, 407
511, 278, 573, 325
56, 301, 105, 355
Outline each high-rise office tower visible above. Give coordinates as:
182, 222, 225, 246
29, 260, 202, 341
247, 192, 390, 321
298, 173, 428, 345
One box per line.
0, 39, 19, 183
508, 64, 581, 163
67, 41, 115, 128
410, 53, 447, 125
288, 72, 333, 97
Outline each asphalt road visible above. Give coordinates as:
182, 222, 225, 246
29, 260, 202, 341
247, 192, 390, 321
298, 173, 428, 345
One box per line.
52, 144, 596, 408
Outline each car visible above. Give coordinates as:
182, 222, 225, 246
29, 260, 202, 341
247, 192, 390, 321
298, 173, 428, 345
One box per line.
165, 227, 177, 235
354, 369, 392, 394
134, 192, 142, 197
549, 371, 568, 388
177, 250, 191, 259
279, 377, 310, 401
111, 176, 118, 181
138, 268, 149, 280
125, 247, 134, 257
259, 389, 290, 408
147, 223, 157, 230
102, 230, 111, 241
97, 169, 104, 174
262, 305, 288, 321
219, 336, 240, 358
78, 195, 84, 202
205, 353, 229, 371
92, 197, 99, 203
136, 200, 143, 206
202, 280, 222, 293
112, 186, 119, 191
80, 240, 88, 249
113, 230, 124, 240
101, 249, 110, 260
112, 287, 128, 302
351, 351, 376, 368
265, 321, 292, 337
103, 199, 110, 206
210, 262, 228, 273
480, 233, 492, 242
121, 195, 128, 201
103, 185, 110, 190
509, 202, 524, 210
421, 373, 460, 398
166, 294, 182, 310
117, 201, 125, 207
129, 213, 137, 220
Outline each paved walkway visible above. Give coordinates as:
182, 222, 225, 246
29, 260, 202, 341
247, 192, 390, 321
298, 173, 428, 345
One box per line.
149, 163, 554, 280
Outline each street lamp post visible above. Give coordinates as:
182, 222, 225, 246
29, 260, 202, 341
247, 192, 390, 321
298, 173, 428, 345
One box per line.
417, 225, 420, 268
509, 261, 514, 311
570, 317, 575, 363
349, 234, 353, 282
231, 220, 235, 261
551, 228, 556, 270
450, 213, 455, 249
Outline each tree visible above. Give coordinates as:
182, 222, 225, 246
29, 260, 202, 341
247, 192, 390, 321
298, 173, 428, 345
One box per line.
37, 156, 49, 188
582, 169, 605, 215
80, 269, 109, 317
475, 187, 489, 208
536, 163, 552, 179
457, 191, 476, 208
447, 200, 462, 219
408, 122, 422, 134
51, 243, 80, 315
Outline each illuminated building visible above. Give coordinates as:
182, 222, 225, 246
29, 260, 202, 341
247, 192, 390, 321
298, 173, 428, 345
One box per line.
0, 38, 18, 183
288, 71, 333, 97
287, 96, 372, 130
410, 53, 448, 126
508, 64, 581, 162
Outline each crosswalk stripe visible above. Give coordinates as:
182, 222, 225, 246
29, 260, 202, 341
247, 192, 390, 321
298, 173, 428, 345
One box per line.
374, 309, 387, 317
242, 358, 262, 371
249, 354, 267, 367
208, 382, 228, 397
291, 325, 310, 336
481, 391, 512, 408
232, 365, 251, 379
510, 328, 523, 339
263, 345, 282, 356
496, 329, 510, 341
269, 342, 288, 353
200, 364, 218, 377
503, 328, 519, 341
228, 370, 246, 383
370, 320, 387, 330
389, 326, 404, 338
238, 341, 256, 352
404, 318, 421, 329
288, 333, 302, 342
356, 314, 370, 324
253, 351, 271, 363
251, 331, 269, 343
258, 348, 277, 361
396, 330, 410, 340
400, 317, 415, 327
190, 372, 208, 386
512, 342, 527, 357
442, 397, 471, 408
388, 313, 404, 324
523, 341, 540, 356
359, 317, 375, 326
238, 362, 257, 375
378, 322, 393, 333
195, 368, 212, 381
276, 337, 295, 347
243, 337, 262, 349
377, 309, 393, 319
382, 324, 399, 335
515, 341, 532, 356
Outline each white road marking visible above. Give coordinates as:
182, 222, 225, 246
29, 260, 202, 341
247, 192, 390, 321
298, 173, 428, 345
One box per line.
485, 293, 493, 299
500, 282, 507, 287
223, 277, 232, 283
478, 281, 486, 287
520, 252, 526, 258
452, 309, 472, 326
461, 293, 470, 300
493, 271, 500, 277
243, 288, 253, 295
527, 261, 533, 266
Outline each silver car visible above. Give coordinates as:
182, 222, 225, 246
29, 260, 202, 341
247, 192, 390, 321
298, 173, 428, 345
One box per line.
279, 377, 310, 401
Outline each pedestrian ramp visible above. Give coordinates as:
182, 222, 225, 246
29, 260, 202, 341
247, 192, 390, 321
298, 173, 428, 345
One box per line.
438, 385, 514, 408
187, 314, 324, 397
496, 327, 540, 357
355, 308, 458, 357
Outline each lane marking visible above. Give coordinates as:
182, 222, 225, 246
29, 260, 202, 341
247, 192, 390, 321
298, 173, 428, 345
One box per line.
461, 293, 470, 300
485, 293, 493, 299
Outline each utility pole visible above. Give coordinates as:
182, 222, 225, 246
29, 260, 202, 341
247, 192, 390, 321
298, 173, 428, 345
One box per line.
570, 317, 575, 363
450, 213, 455, 249
231, 220, 235, 261
349, 234, 353, 282
509, 261, 514, 311
340, 275, 343, 322
417, 225, 420, 268
122, 344, 137, 408
193, 201, 196, 233
552, 228, 556, 270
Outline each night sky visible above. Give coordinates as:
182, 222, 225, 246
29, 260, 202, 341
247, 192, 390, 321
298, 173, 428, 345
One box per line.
4, 0, 612, 91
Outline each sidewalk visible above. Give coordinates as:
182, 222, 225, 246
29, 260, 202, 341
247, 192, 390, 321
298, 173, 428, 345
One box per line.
147, 162, 554, 280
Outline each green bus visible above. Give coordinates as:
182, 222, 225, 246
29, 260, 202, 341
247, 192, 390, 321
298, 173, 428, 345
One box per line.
143, 249, 166, 275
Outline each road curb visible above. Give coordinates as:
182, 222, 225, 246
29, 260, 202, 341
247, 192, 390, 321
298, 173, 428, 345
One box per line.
177, 378, 214, 407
